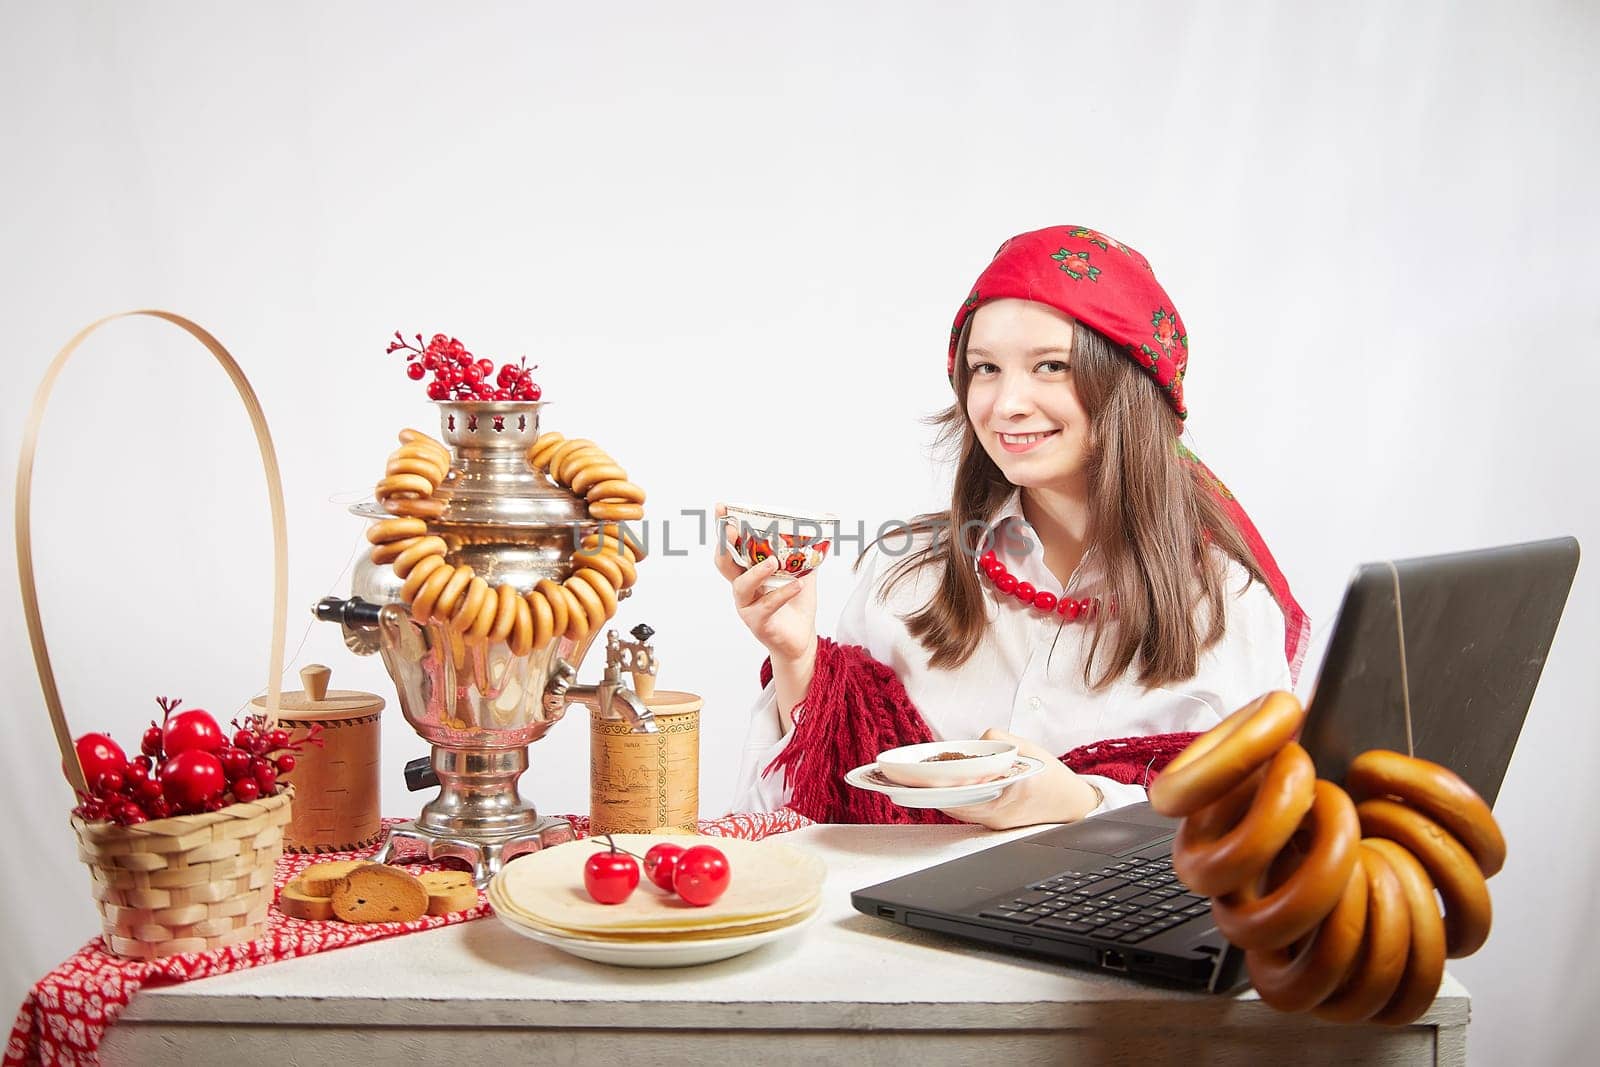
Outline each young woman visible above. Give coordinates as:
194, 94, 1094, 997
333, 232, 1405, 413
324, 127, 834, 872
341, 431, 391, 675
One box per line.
716, 225, 1308, 828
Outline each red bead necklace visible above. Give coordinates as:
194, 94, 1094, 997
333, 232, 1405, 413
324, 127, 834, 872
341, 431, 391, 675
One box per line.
978, 549, 1100, 620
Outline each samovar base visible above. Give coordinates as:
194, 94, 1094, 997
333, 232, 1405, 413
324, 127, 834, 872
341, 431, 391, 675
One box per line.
379, 816, 576, 886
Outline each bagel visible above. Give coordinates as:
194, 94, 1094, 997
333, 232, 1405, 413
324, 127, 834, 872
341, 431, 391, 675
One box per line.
400, 554, 448, 602
564, 571, 608, 633
1364, 839, 1447, 1026
382, 495, 447, 520
1245, 850, 1369, 1013
1356, 798, 1492, 958
1346, 750, 1505, 877
392, 536, 448, 578
528, 432, 566, 469
451, 576, 491, 634
1150, 691, 1306, 817
366, 517, 428, 544
527, 589, 554, 651
370, 535, 425, 566
1173, 744, 1315, 897
1210, 780, 1361, 950
508, 593, 534, 656
410, 563, 456, 623
1310, 843, 1412, 1023
433, 565, 475, 624
487, 583, 520, 644
536, 578, 569, 639
589, 500, 645, 522
584, 478, 646, 505
571, 567, 618, 620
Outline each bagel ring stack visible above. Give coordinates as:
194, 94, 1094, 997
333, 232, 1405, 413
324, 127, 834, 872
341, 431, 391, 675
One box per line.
1147, 690, 1505, 1026
365, 427, 647, 655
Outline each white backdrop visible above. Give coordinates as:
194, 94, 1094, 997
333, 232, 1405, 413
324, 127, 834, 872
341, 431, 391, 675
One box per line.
2, 2, 1596, 1062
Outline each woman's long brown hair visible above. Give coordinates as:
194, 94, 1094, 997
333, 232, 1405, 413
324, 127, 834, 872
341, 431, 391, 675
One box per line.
868, 319, 1267, 690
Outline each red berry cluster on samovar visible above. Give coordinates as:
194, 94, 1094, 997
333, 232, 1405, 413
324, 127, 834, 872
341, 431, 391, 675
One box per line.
386, 331, 541, 402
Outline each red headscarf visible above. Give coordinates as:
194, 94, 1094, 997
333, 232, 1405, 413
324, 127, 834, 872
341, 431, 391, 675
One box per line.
948, 225, 1310, 681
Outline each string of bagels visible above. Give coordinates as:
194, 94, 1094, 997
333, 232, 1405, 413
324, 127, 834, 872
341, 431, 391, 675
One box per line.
367, 428, 647, 655
1150, 687, 1504, 1025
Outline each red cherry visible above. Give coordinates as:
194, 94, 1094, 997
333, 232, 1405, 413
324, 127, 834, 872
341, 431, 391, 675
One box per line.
584, 843, 640, 905
163, 709, 224, 756
496, 365, 517, 388
265, 728, 291, 751
160, 750, 227, 813
140, 725, 165, 758
255, 764, 278, 794
461, 363, 484, 385
94, 770, 125, 796
275, 753, 297, 774
475, 358, 493, 377
671, 845, 731, 906
233, 729, 255, 750
145, 796, 171, 820
406, 362, 426, 380
119, 803, 148, 825
231, 777, 260, 802
136, 777, 163, 801
528, 385, 542, 401
643, 842, 686, 892
74, 733, 128, 784
125, 762, 150, 785
79, 800, 106, 822
473, 382, 495, 399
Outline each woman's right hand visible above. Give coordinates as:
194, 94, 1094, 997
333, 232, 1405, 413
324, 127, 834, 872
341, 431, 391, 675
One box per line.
712, 508, 818, 663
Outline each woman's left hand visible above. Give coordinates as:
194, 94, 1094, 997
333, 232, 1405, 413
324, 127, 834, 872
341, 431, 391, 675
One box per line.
940, 728, 1102, 830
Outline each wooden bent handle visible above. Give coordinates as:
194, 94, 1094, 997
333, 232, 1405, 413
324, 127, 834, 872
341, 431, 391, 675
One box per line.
14, 311, 289, 796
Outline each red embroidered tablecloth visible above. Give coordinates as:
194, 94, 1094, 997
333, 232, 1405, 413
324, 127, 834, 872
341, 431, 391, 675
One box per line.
6, 809, 813, 1067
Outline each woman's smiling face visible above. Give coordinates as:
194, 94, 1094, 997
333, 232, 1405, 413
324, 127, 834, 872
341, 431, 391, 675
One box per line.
963, 298, 1091, 492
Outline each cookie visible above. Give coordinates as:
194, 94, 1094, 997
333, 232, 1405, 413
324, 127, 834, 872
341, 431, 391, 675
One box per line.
278, 878, 334, 921
300, 860, 372, 897
330, 865, 429, 923
418, 870, 478, 916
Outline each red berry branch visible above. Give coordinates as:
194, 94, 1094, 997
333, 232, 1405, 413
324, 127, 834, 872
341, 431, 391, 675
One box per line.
68, 697, 324, 826
386, 331, 541, 402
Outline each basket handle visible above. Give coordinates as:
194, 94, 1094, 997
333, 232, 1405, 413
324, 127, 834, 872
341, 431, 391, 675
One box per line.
15, 311, 289, 796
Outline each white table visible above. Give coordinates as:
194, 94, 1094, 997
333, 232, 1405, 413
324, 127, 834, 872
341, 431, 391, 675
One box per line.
105, 824, 1469, 1065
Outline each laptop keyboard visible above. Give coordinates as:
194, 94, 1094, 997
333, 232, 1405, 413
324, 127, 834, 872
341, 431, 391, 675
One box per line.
977, 853, 1212, 944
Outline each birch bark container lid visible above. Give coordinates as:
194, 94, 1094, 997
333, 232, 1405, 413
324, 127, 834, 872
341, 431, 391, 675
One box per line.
252, 665, 384, 721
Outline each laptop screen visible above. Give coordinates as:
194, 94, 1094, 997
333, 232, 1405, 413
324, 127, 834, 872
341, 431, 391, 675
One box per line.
1297, 537, 1578, 806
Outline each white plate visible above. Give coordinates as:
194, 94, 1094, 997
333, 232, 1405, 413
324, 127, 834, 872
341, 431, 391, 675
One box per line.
844, 755, 1047, 808
492, 906, 818, 968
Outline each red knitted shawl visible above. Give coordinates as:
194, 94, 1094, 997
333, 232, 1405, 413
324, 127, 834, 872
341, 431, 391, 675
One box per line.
760, 638, 1199, 824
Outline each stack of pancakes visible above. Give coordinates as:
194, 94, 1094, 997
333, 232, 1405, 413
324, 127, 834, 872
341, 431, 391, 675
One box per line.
489, 834, 825, 943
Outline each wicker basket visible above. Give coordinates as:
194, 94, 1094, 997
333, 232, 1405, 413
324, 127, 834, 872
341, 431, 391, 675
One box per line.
18, 311, 293, 959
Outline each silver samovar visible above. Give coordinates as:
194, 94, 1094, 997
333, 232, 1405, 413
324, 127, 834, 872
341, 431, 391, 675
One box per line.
315, 400, 655, 885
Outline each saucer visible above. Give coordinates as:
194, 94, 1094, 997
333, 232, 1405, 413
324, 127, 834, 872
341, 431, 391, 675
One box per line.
844, 755, 1047, 808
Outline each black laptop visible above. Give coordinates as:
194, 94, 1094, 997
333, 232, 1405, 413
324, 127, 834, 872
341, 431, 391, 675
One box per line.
851, 537, 1579, 990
